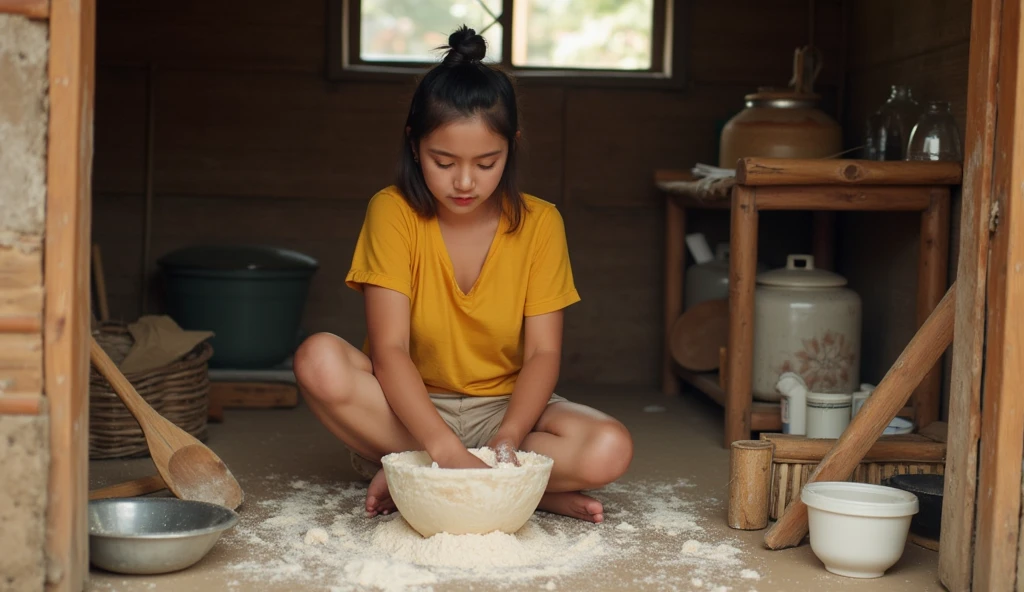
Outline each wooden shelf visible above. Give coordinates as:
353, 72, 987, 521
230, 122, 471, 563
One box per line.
673, 365, 916, 435
659, 157, 960, 446
674, 366, 782, 432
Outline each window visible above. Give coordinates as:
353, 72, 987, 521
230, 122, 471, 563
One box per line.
327, 0, 684, 87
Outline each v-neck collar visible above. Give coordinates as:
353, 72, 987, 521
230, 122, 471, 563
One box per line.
432, 212, 505, 298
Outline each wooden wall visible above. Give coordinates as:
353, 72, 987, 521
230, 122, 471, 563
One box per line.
839, 0, 970, 418
91, 0, 842, 387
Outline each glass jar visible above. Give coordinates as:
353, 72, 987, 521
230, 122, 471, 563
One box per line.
906, 101, 963, 162
865, 85, 920, 160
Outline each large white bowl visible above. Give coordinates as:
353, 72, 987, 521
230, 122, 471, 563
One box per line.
802, 481, 919, 578
381, 447, 554, 538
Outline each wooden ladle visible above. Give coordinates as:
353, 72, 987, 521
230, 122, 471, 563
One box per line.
90, 336, 244, 510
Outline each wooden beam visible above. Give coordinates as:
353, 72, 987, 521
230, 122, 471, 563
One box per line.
760, 433, 947, 463
939, 0, 1002, 587
0, 395, 44, 415
44, 0, 95, 590
752, 185, 933, 211
735, 157, 962, 186
0, 0, 49, 19
973, 0, 1024, 588
0, 315, 42, 334
725, 186, 758, 447
913, 188, 951, 429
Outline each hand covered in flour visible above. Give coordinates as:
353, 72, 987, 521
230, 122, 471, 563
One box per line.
433, 445, 491, 470
486, 436, 522, 467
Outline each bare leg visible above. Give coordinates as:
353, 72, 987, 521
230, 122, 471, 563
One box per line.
521, 402, 633, 523
293, 332, 420, 516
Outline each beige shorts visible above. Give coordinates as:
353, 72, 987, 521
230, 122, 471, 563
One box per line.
349, 392, 569, 480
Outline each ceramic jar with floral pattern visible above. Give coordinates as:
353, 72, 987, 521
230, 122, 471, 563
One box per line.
752, 255, 861, 402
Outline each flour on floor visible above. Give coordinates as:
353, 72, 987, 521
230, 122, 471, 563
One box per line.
220, 476, 763, 591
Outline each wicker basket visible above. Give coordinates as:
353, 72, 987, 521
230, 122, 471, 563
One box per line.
89, 322, 214, 459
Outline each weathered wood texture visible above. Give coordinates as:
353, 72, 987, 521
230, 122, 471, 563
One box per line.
939, 0, 1001, 588
45, 0, 95, 589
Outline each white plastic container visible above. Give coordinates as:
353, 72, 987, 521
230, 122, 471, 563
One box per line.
802, 482, 919, 578
776, 372, 808, 435
806, 392, 852, 438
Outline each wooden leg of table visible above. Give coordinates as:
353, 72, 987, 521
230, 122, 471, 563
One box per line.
663, 198, 686, 395
726, 186, 758, 447
914, 188, 950, 428
811, 211, 836, 271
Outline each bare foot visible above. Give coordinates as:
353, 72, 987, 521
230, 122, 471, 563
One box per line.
365, 469, 396, 517
538, 491, 604, 523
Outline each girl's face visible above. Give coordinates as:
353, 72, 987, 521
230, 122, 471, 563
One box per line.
415, 116, 508, 220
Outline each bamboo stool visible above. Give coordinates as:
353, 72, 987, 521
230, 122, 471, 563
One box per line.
658, 158, 962, 447
727, 426, 947, 531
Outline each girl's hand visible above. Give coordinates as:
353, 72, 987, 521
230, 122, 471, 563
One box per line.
433, 445, 491, 470
486, 435, 522, 467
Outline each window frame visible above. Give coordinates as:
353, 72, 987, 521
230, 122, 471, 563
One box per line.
325, 0, 686, 89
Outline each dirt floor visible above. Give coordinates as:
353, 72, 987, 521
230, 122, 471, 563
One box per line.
86, 386, 943, 591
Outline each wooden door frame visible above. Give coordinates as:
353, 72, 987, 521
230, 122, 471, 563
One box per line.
940, 0, 1024, 589
43, 0, 96, 590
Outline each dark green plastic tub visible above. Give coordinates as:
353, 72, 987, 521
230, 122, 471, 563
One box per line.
158, 245, 318, 369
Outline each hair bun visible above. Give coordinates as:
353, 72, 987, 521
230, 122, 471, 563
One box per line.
444, 25, 487, 65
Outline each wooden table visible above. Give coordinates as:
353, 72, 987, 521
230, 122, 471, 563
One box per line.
659, 157, 962, 447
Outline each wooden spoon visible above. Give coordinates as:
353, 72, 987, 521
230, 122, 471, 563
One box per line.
90, 336, 244, 509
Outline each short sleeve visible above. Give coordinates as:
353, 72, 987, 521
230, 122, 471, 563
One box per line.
345, 191, 414, 298
524, 206, 581, 316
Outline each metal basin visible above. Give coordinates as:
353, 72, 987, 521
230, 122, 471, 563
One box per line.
88, 498, 239, 575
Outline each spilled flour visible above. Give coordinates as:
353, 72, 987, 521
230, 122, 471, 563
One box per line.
221, 476, 762, 591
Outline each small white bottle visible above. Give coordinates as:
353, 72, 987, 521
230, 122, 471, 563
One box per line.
776, 372, 808, 436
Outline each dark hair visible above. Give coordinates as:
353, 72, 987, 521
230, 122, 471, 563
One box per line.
396, 25, 527, 232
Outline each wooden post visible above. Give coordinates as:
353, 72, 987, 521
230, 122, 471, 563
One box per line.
728, 440, 773, 530
811, 211, 835, 271
763, 286, 955, 550
940, 0, 1002, 587
725, 186, 757, 447
44, 1, 96, 590
971, 0, 1024, 587
662, 197, 686, 395
914, 188, 950, 429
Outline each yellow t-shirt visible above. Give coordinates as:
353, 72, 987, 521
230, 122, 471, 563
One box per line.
345, 186, 580, 396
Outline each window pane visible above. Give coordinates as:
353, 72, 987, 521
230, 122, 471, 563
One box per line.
512, 0, 654, 70
360, 0, 503, 63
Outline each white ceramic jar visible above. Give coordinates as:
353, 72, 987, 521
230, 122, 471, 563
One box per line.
752, 255, 862, 402
806, 392, 852, 439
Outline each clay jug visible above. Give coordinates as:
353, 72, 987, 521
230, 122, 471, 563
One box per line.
719, 90, 842, 168
718, 47, 842, 168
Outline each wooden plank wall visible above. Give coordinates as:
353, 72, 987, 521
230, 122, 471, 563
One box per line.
839, 0, 971, 417
90, 0, 842, 386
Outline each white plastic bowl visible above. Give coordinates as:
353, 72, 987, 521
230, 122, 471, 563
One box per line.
802, 481, 919, 578
381, 448, 554, 538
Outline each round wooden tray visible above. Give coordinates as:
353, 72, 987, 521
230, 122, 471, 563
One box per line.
670, 298, 729, 372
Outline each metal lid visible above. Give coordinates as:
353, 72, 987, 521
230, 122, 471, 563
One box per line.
745, 88, 821, 109
757, 255, 847, 288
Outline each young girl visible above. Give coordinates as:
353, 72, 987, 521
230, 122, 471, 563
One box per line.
293, 25, 633, 524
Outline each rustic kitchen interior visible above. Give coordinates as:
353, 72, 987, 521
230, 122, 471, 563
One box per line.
2, 0, 1022, 590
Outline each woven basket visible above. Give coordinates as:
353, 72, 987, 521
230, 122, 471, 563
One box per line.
89, 322, 214, 460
